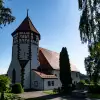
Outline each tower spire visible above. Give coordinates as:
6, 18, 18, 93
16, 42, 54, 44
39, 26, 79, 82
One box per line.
27, 9, 29, 17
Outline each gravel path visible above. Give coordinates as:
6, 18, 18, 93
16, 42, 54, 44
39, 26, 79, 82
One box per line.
18, 91, 48, 99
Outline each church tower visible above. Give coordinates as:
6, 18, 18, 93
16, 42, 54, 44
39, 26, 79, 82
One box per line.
8, 12, 41, 89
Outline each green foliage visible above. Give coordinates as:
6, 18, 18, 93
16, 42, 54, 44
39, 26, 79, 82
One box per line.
88, 93, 100, 99
84, 43, 100, 85
84, 79, 90, 84
12, 83, 24, 94
59, 47, 72, 93
0, 75, 11, 92
84, 56, 93, 81
88, 85, 100, 94
44, 90, 57, 94
76, 80, 86, 90
0, 0, 15, 28
78, 0, 100, 89
0, 93, 23, 100
78, 0, 100, 44
79, 80, 86, 85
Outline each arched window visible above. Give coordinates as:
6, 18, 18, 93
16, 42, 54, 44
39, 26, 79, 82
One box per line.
12, 69, 16, 84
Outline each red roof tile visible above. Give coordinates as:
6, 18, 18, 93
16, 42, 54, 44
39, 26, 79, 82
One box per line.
39, 47, 79, 72
32, 69, 57, 79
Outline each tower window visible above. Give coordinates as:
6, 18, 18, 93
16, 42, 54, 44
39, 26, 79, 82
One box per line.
33, 34, 36, 41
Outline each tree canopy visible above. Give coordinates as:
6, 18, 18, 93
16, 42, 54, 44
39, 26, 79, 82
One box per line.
0, 0, 15, 28
78, 0, 100, 44
78, 0, 100, 85
84, 42, 100, 84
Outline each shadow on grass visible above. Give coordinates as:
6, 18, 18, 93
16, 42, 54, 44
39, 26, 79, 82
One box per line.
25, 94, 85, 100
25, 94, 60, 100
25, 94, 95, 100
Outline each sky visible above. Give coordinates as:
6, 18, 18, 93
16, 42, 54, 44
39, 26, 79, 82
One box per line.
0, 0, 89, 74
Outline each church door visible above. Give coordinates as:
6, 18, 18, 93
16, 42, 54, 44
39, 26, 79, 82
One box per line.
12, 69, 16, 84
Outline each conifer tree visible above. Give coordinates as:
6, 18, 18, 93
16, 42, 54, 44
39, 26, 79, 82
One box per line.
59, 47, 72, 92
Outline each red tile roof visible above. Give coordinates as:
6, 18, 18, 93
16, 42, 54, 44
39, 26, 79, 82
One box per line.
12, 16, 40, 37
39, 47, 79, 72
33, 69, 57, 79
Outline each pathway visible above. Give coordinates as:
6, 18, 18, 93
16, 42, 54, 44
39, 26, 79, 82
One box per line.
18, 91, 100, 100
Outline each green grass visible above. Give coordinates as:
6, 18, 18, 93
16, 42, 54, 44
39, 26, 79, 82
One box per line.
43, 90, 57, 95
0, 92, 23, 100
88, 93, 100, 99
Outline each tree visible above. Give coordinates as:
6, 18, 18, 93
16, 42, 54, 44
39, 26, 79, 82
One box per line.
0, 0, 15, 28
0, 75, 11, 100
59, 47, 72, 93
84, 43, 100, 85
84, 55, 94, 82
78, 0, 100, 85
78, 0, 100, 44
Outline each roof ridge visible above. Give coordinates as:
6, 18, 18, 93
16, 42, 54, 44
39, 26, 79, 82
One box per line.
39, 47, 59, 54
28, 17, 39, 34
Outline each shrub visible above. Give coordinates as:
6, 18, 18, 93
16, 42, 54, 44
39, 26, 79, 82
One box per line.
12, 83, 24, 94
76, 80, 86, 90
88, 85, 100, 93
0, 75, 11, 100
0, 75, 11, 92
72, 84, 76, 90
53, 88, 58, 93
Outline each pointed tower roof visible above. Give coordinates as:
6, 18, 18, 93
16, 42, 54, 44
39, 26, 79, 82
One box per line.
12, 12, 40, 38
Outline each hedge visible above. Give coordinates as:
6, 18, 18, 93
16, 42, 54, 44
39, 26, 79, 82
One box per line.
11, 83, 24, 94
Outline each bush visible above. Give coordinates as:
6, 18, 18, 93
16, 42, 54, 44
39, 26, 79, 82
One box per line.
72, 84, 76, 90
88, 85, 100, 93
0, 75, 11, 92
76, 80, 86, 90
12, 83, 24, 94
0, 75, 11, 100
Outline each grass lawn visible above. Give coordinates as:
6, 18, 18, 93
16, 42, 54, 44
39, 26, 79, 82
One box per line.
43, 90, 57, 95
0, 92, 23, 100
88, 93, 100, 99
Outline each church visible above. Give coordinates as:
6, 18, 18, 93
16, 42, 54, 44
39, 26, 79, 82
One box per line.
7, 13, 80, 90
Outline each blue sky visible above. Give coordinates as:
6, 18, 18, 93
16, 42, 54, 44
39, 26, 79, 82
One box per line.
0, 0, 89, 74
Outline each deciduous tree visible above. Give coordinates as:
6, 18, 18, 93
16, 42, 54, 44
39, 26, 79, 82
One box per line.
0, 0, 15, 28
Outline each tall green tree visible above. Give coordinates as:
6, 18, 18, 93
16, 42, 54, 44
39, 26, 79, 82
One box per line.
59, 47, 72, 92
78, 0, 100, 85
0, 0, 15, 28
